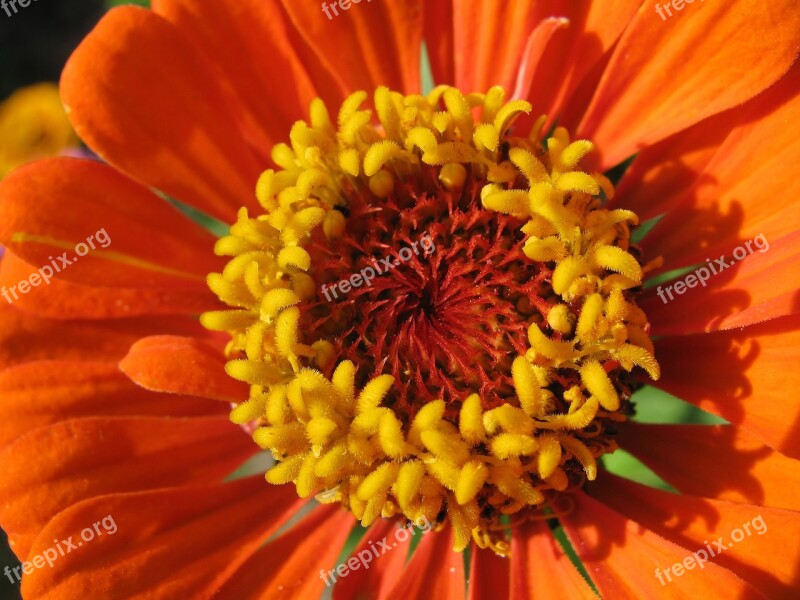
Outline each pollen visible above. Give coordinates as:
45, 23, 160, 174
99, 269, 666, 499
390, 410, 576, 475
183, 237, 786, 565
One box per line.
203, 85, 660, 553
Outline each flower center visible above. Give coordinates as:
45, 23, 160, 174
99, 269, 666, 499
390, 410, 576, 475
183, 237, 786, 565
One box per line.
303, 168, 548, 417
202, 86, 660, 554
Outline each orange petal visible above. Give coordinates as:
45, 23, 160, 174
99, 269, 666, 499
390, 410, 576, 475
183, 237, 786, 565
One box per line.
0, 416, 252, 559
510, 519, 595, 599
580, 0, 800, 168
523, 0, 641, 120
386, 527, 465, 600
0, 360, 224, 448
611, 60, 800, 220
591, 472, 800, 599
60, 6, 264, 222
280, 0, 422, 96
561, 491, 766, 599
423, 0, 455, 87
0, 301, 204, 371
612, 108, 742, 221
152, 0, 316, 154
618, 422, 800, 511
20, 477, 301, 600
0, 250, 221, 319
654, 314, 800, 459
451, 0, 544, 93
120, 335, 248, 402
450, 1, 638, 103
640, 65, 800, 274
332, 519, 412, 600
641, 64, 800, 273
216, 504, 355, 599
512, 18, 570, 101
0, 158, 224, 289
470, 546, 510, 600
643, 230, 800, 335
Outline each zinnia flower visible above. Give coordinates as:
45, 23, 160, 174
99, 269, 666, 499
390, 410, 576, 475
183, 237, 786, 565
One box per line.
0, 83, 77, 179
1, 1, 799, 598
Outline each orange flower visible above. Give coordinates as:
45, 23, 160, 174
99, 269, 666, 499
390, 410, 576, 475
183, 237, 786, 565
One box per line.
1, 1, 799, 598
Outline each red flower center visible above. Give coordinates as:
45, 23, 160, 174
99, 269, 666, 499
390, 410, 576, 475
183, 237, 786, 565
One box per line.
305, 167, 553, 420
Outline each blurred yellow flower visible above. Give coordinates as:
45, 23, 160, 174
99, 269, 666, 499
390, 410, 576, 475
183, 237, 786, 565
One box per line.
0, 82, 77, 179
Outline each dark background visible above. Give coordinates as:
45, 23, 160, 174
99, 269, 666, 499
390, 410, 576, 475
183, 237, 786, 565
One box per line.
0, 0, 105, 98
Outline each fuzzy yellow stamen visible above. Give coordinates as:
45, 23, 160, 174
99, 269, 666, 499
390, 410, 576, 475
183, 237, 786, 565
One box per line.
203, 86, 660, 554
